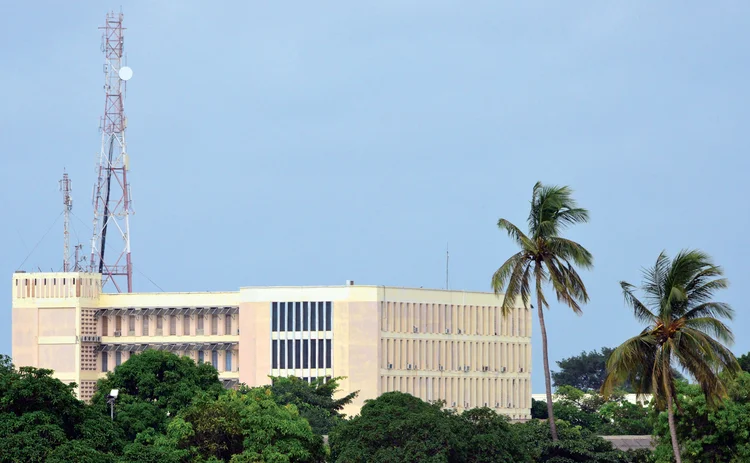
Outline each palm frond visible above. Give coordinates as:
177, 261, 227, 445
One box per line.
544, 258, 581, 314
682, 302, 734, 321
620, 281, 658, 324
528, 182, 590, 239
642, 251, 670, 311
533, 262, 549, 309
601, 333, 657, 399
546, 237, 594, 269
497, 219, 536, 251
682, 317, 735, 345
492, 253, 530, 316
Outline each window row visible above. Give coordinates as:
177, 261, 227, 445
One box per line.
381, 338, 530, 373
380, 375, 531, 414
271, 339, 332, 369
101, 313, 233, 336
271, 301, 332, 332
380, 301, 530, 337
101, 350, 234, 372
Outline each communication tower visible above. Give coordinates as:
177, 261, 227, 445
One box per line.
90, 11, 134, 292
59, 171, 73, 272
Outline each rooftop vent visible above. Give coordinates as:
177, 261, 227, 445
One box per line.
345, 280, 354, 286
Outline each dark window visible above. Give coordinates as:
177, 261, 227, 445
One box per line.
310, 341, 317, 368
287, 339, 294, 368
280, 341, 286, 368
318, 339, 325, 367
102, 353, 108, 372
318, 303, 325, 331
115, 351, 121, 367
303, 302, 309, 331
287, 303, 294, 331
272, 340, 278, 368
272, 302, 278, 331
310, 302, 317, 330
326, 302, 332, 331
326, 339, 332, 368
279, 303, 286, 332
295, 340, 301, 368
303, 340, 309, 368
225, 352, 232, 371
295, 302, 301, 331
198, 351, 204, 363
212, 351, 218, 369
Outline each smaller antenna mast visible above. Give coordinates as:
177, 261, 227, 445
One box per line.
445, 243, 449, 290
59, 171, 73, 272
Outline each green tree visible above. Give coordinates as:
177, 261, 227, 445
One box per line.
553, 347, 623, 391
92, 350, 224, 416
460, 407, 528, 463
329, 392, 466, 462
46, 440, 115, 463
738, 352, 750, 372
598, 399, 653, 436
174, 394, 244, 461
492, 182, 593, 441
267, 376, 357, 435
651, 373, 750, 463
602, 250, 741, 463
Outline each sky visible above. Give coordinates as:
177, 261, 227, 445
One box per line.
1, 1, 749, 393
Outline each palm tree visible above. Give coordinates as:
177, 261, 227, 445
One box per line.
601, 250, 741, 463
491, 182, 593, 441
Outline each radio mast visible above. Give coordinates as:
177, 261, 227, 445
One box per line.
90, 11, 134, 292
59, 171, 73, 272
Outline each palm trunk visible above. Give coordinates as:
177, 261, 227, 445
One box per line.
665, 390, 682, 463
537, 293, 558, 441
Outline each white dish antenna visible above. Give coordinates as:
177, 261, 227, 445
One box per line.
119, 66, 133, 81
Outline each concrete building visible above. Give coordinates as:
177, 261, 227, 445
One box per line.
11, 272, 532, 418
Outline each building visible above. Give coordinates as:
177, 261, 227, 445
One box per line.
11, 272, 532, 419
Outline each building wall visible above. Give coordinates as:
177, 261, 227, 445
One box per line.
11, 275, 531, 418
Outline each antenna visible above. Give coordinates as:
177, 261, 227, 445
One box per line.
446, 243, 449, 290
59, 171, 73, 272
90, 11, 134, 292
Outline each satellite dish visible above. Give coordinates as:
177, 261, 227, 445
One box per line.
119, 66, 133, 81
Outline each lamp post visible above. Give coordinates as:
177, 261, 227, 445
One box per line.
107, 389, 119, 421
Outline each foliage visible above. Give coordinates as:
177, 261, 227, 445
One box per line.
267, 376, 357, 435
491, 182, 593, 441
329, 392, 469, 462
92, 350, 224, 415
651, 373, 750, 463
458, 407, 529, 463
602, 250, 741, 461
553, 347, 619, 391
738, 352, 750, 373
46, 440, 115, 463
531, 398, 549, 419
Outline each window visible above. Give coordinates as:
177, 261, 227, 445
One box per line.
143, 316, 149, 336
326, 302, 332, 331
157, 315, 163, 333
295, 340, 301, 368
326, 339, 332, 368
101, 353, 108, 372
303, 340, 309, 368
280, 341, 286, 369
272, 340, 278, 368
225, 351, 232, 371
287, 339, 294, 369
115, 315, 122, 332
310, 302, 317, 330
129, 315, 135, 335
310, 341, 317, 368
303, 302, 309, 331
225, 315, 232, 335
115, 351, 121, 367
286, 304, 294, 331
318, 303, 325, 331
279, 303, 286, 332
318, 339, 324, 368
272, 302, 278, 331
102, 316, 109, 335
212, 351, 218, 369
170, 315, 177, 335
211, 314, 218, 335
198, 351, 204, 363
197, 315, 204, 334
183, 315, 191, 335
295, 302, 301, 331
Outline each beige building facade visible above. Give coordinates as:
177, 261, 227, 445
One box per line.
11, 272, 532, 419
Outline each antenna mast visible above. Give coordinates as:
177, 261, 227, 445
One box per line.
60, 171, 73, 272
90, 11, 134, 292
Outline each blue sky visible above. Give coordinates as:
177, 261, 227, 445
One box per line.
2, 2, 748, 393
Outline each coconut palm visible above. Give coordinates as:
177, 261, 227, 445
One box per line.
492, 182, 593, 441
601, 250, 741, 463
